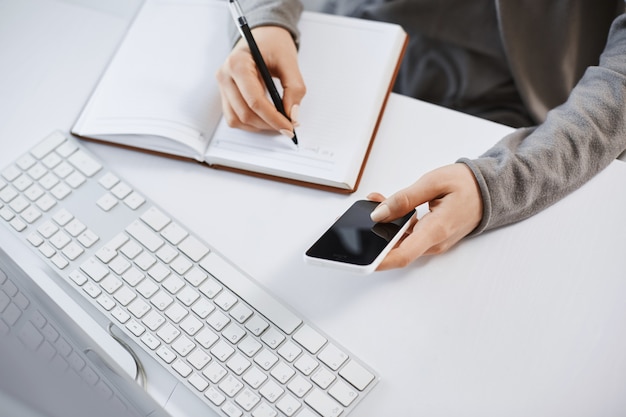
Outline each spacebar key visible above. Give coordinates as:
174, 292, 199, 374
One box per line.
199, 252, 302, 334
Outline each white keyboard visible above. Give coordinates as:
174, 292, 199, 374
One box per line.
0, 131, 377, 417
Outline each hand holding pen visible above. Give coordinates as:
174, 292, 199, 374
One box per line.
217, 0, 305, 145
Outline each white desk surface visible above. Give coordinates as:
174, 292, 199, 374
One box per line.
2, 1, 626, 416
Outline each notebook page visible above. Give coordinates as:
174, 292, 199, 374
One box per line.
205, 12, 405, 188
73, 0, 230, 159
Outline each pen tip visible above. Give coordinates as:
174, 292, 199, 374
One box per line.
292, 132, 299, 146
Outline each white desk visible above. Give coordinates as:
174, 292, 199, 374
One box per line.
2, 1, 626, 416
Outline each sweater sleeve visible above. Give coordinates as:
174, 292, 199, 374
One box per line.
228, 0, 303, 47
459, 12, 626, 235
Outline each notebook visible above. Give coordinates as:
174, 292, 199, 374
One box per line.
71, 0, 408, 193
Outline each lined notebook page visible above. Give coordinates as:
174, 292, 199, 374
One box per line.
73, 0, 231, 158
206, 12, 406, 189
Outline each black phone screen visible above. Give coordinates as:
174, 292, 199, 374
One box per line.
305, 200, 415, 266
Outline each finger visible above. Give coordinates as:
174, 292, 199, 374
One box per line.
275, 65, 306, 125
370, 174, 442, 223
216, 51, 270, 131
217, 45, 293, 133
366, 192, 386, 203
371, 164, 472, 223
376, 211, 449, 270
218, 76, 268, 131
231, 59, 293, 132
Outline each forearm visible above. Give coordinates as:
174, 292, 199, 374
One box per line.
228, 0, 303, 46
462, 13, 626, 234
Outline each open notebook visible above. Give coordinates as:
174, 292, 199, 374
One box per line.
71, 0, 407, 193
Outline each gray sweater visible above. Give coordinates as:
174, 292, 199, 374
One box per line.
235, 0, 626, 235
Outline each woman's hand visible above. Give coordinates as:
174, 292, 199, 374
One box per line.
216, 26, 306, 137
368, 163, 483, 270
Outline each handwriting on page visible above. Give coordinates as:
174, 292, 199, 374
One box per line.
212, 135, 335, 171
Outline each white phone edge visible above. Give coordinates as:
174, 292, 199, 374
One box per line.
303, 213, 415, 274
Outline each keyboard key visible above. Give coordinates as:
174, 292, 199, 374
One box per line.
2, 165, 21, 181
243, 366, 267, 389
98, 172, 119, 189
251, 402, 277, 417
42, 152, 62, 169
0, 185, 17, 203
338, 360, 375, 391
318, 344, 348, 371
127, 220, 164, 252
276, 393, 301, 416
141, 332, 160, 350
219, 375, 243, 398
16, 153, 36, 170
55, 140, 78, 158
21, 206, 42, 224
140, 206, 170, 231
199, 252, 302, 335
161, 222, 188, 245
53, 161, 74, 178
178, 235, 209, 262
293, 324, 327, 354
156, 346, 176, 364
226, 353, 251, 376
235, 388, 260, 412
305, 388, 343, 417
221, 401, 243, 417
52, 208, 74, 226
65, 171, 86, 188
259, 379, 283, 403
187, 348, 211, 370
97, 193, 118, 211
328, 380, 358, 407
205, 386, 226, 406
30, 131, 66, 159
270, 361, 295, 384
80, 258, 109, 282
124, 191, 145, 210
211, 340, 235, 362
35, 194, 56, 211
277, 340, 302, 363
157, 322, 180, 344
188, 372, 208, 391
261, 327, 285, 349
111, 182, 132, 199
142, 310, 165, 331
13, 174, 33, 191
203, 361, 227, 383
172, 359, 193, 378
67, 149, 102, 177
311, 368, 335, 390
10, 217, 27, 232
287, 375, 313, 398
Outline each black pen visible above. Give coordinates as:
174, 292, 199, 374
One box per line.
228, 0, 298, 146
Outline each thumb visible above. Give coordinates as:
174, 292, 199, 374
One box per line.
370, 172, 442, 222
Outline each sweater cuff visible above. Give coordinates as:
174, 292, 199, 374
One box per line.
456, 158, 492, 236
228, 2, 303, 48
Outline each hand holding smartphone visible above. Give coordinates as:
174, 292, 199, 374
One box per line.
304, 200, 416, 274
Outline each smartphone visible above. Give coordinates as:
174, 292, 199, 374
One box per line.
304, 200, 416, 274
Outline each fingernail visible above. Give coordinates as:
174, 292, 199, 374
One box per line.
280, 129, 294, 139
290, 104, 300, 126
370, 204, 390, 222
